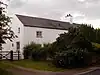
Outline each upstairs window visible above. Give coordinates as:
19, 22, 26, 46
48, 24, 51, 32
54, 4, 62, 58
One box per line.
36, 31, 42, 38
18, 27, 20, 33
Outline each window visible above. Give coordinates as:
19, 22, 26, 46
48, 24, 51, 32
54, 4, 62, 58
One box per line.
12, 43, 14, 47
18, 27, 20, 33
36, 31, 42, 38
58, 24, 61, 26
16, 42, 20, 51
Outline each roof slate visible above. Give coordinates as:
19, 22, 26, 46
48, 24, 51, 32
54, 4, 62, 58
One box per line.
16, 14, 73, 30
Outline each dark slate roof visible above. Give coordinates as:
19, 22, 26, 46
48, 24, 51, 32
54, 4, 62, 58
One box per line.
16, 14, 73, 30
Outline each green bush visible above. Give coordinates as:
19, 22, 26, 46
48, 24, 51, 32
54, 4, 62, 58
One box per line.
92, 42, 100, 49
32, 43, 51, 61
23, 42, 51, 60
91, 43, 100, 64
50, 27, 93, 68
92, 43, 100, 54
23, 42, 41, 59
32, 48, 47, 61
53, 48, 91, 68
50, 27, 93, 58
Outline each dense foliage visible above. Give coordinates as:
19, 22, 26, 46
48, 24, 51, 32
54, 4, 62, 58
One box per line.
51, 26, 93, 55
0, 2, 16, 49
76, 24, 100, 43
50, 26, 93, 68
23, 42, 41, 59
53, 48, 91, 68
23, 42, 51, 60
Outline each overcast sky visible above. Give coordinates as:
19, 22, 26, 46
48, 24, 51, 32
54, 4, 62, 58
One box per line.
5, 0, 100, 28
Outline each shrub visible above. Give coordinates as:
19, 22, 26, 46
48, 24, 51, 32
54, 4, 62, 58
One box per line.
92, 42, 100, 54
50, 27, 93, 68
23, 42, 52, 60
23, 42, 41, 59
53, 48, 91, 68
91, 43, 100, 64
32, 43, 51, 61
50, 27, 93, 58
92, 42, 100, 49
32, 48, 47, 61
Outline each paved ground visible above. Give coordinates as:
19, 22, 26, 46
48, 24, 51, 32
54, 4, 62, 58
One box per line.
78, 69, 100, 75
6, 66, 80, 75
6, 64, 100, 75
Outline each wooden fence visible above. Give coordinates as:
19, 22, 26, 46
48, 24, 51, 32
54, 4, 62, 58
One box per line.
0, 50, 21, 60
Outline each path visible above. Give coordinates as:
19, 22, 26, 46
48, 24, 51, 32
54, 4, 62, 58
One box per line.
6, 64, 100, 75
6, 66, 80, 75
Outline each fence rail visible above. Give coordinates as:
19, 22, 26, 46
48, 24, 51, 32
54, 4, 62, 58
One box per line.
0, 50, 21, 60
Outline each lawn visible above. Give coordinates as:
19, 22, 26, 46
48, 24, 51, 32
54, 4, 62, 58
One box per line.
0, 61, 13, 75
1, 60, 96, 73
9, 60, 67, 72
0, 68, 13, 75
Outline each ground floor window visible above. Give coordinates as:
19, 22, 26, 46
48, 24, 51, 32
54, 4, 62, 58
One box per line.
16, 42, 20, 51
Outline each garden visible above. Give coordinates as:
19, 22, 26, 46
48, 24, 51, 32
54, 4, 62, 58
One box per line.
21, 24, 100, 70
1, 24, 100, 74
1, 24, 100, 73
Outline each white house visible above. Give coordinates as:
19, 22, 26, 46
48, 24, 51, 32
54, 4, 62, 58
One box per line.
2, 14, 73, 59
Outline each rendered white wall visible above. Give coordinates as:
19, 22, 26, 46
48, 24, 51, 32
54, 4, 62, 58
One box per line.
24, 27, 68, 45
2, 15, 24, 58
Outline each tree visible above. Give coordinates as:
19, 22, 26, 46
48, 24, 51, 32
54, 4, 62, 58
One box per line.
95, 29, 100, 43
0, 1, 16, 50
78, 24, 96, 42
51, 26, 93, 68
51, 26, 93, 53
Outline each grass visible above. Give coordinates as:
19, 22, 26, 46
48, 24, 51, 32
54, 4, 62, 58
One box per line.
0, 61, 13, 69
0, 60, 96, 73
8, 60, 67, 72
0, 68, 13, 75
0, 61, 13, 75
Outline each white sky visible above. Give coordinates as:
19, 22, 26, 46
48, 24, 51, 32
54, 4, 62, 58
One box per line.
3, 0, 100, 28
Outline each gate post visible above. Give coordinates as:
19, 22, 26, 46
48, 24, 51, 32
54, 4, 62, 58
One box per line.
18, 50, 20, 60
10, 50, 13, 61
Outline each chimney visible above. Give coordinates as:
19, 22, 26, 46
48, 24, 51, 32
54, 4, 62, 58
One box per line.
65, 14, 73, 24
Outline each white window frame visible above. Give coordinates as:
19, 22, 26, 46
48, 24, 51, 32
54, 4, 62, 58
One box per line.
36, 31, 42, 38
